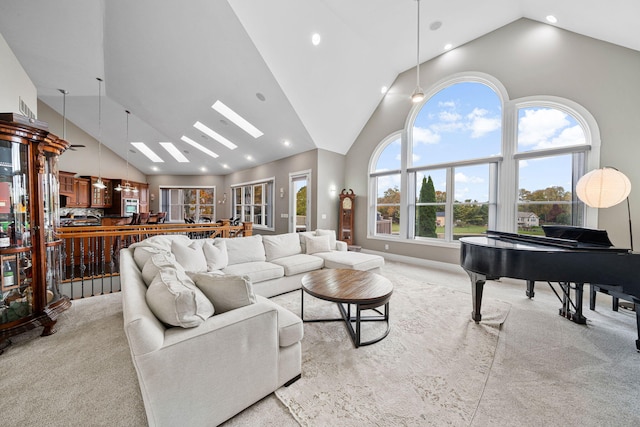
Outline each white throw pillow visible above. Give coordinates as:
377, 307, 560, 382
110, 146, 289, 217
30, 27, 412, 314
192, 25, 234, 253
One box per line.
133, 246, 174, 271
146, 267, 214, 328
142, 253, 184, 286
223, 235, 266, 265
305, 234, 332, 254
262, 233, 302, 261
202, 239, 229, 271
315, 229, 337, 250
171, 240, 207, 272
191, 273, 256, 314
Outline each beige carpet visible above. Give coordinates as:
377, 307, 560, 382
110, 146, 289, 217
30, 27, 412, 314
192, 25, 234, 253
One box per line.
271, 276, 510, 426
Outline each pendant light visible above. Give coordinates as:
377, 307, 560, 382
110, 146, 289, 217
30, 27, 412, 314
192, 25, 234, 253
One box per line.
115, 110, 138, 194
58, 89, 68, 139
411, 0, 425, 103
93, 77, 107, 189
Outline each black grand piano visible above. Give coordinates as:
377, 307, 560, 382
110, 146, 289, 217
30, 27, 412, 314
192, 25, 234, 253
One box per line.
459, 227, 640, 351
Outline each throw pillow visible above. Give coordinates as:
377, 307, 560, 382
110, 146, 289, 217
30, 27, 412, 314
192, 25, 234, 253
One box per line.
202, 239, 229, 271
171, 240, 207, 272
315, 229, 337, 250
305, 234, 332, 254
142, 253, 184, 286
191, 273, 256, 314
146, 267, 214, 327
133, 246, 174, 271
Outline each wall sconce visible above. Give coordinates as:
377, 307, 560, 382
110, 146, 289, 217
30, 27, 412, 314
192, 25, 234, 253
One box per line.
280, 187, 285, 198
329, 185, 337, 197
150, 193, 155, 201
218, 193, 227, 204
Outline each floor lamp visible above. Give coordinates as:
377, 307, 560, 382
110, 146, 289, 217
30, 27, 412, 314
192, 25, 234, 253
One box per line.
576, 167, 633, 250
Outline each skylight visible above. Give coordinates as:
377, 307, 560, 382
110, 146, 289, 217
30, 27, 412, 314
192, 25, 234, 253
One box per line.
160, 142, 189, 162
212, 100, 263, 138
193, 121, 237, 150
180, 136, 219, 158
131, 142, 164, 162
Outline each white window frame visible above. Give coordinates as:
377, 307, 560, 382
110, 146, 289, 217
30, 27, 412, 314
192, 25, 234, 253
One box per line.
367, 72, 601, 247
231, 177, 275, 231
159, 185, 216, 223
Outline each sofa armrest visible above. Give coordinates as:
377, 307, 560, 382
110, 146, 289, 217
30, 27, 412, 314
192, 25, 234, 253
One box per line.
335, 240, 348, 251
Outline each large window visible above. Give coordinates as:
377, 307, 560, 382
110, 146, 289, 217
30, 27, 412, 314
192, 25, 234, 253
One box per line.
160, 187, 216, 223
369, 74, 598, 244
232, 178, 274, 230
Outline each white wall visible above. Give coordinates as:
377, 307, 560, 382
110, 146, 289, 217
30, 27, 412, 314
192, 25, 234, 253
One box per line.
0, 33, 37, 117
346, 18, 640, 263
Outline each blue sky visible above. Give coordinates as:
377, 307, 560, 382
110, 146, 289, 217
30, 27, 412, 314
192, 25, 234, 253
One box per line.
375, 82, 586, 202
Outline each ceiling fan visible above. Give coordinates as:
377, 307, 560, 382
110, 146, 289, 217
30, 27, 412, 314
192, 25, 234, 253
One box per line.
58, 88, 85, 151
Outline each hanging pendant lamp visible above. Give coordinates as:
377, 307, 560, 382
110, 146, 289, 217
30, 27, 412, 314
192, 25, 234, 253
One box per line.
411, 0, 425, 103
93, 77, 107, 189
115, 110, 137, 194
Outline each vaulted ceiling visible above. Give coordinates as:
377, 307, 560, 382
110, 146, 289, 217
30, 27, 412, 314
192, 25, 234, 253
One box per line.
1, 0, 638, 175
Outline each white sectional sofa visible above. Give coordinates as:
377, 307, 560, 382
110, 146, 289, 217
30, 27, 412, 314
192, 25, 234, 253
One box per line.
120, 230, 384, 426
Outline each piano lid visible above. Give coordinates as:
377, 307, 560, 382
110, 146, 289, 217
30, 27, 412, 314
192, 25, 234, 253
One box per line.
542, 225, 614, 247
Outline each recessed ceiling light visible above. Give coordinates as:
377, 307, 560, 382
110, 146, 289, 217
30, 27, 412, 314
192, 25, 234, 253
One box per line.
222, 164, 229, 169
160, 142, 189, 162
246, 155, 253, 161
193, 121, 237, 150
212, 100, 263, 138
151, 166, 158, 171
546, 15, 558, 24
311, 33, 321, 46
283, 140, 291, 146
429, 21, 442, 31
200, 167, 207, 172
381, 86, 388, 94
131, 142, 164, 162
256, 92, 266, 101
181, 135, 219, 158
444, 43, 453, 51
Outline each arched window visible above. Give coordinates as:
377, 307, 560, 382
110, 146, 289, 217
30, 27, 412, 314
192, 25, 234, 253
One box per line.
368, 74, 599, 245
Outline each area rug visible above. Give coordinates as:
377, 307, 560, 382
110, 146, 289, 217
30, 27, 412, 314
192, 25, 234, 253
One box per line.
272, 273, 511, 426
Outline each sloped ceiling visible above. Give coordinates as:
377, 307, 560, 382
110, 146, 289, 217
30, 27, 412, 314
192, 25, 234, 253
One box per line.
0, 0, 638, 175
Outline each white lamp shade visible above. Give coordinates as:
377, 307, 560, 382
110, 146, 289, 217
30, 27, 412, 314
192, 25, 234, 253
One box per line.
576, 168, 631, 208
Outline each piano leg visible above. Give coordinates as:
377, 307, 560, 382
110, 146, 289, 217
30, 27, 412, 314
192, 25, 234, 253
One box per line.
526, 280, 535, 298
635, 305, 640, 352
466, 271, 486, 323
557, 282, 587, 324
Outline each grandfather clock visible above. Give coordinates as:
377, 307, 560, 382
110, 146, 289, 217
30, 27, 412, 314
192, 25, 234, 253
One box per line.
339, 189, 355, 245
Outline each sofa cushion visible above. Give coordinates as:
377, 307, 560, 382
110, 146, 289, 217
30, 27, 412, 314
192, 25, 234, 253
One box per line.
305, 234, 332, 254
191, 273, 257, 314
171, 240, 207, 272
262, 233, 302, 261
314, 251, 385, 271
270, 253, 324, 276
257, 296, 304, 348
142, 253, 184, 286
222, 261, 284, 283
224, 235, 266, 265
146, 267, 214, 328
202, 239, 229, 271
315, 229, 337, 250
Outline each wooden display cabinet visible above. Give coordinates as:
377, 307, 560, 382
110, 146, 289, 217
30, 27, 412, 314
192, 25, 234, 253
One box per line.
0, 113, 71, 353
339, 189, 355, 245
85, 176, 112, 208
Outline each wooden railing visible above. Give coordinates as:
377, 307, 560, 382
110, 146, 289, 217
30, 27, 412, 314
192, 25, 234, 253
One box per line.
55, 220, 252, 299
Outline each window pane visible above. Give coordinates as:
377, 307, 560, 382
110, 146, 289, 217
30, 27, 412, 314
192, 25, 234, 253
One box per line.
376, 174, 400, 236
453, 164, 491, 238
518, 155, 577, 234
412, 82, 501, 168
517, 107, 586, 152
254, 184, 263, 205
374, 137, 401, 172
416, 170, 446, 239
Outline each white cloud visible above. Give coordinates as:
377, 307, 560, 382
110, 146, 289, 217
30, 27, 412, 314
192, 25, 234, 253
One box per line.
439, 110, 461, 122
439, 100, 456, 108
455, 172, 484, 183
520, 159, 529, 168
413, 126, 440, 145
517, 108, 584, 149
377, 175, 401, 195
467, 108, 501, 138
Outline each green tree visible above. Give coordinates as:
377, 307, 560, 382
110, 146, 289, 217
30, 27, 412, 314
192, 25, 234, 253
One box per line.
296, 186, 307, 216
416, 176, 437, 237
377, 186, 401, 224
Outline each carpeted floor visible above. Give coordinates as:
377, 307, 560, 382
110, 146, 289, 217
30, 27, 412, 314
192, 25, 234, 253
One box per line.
1, 260, 639, 426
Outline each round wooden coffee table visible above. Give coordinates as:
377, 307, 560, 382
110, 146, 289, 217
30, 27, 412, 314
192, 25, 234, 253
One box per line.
301, 269, 393, 348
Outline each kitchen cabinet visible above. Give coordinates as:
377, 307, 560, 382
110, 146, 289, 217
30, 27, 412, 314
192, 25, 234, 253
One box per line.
67, 177, 90, 208
85, 176, 112, 208
59, 171, 75, 196
0, 113, 71, 352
